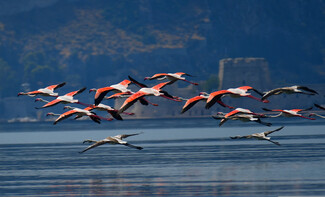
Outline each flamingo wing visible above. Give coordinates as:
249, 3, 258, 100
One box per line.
148, 73, 168, 80
47, 82, 66, 91
119, 79, 132, 87
181, 96, 205, 114
79, 140, 107, 153
116, 133, 142, 140
118, 91, 147, 114
315, 103, 325, 110
297, 86, 318, 94
261, 88, 284, 100
66, 87, 86, 97
53, 110, 77, 124
128, 76, 148, 88
39, 99, 62, 109
152, 81, 172, 91
264, 126, 284, 136
94, 86, 115, 105
205, 90, 229, 109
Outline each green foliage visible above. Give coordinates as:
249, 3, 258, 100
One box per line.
21, 51, 61, 88
199, 74, 219, 92
0, 58, 16, 97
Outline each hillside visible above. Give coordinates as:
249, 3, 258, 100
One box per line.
0, 0, 325, 98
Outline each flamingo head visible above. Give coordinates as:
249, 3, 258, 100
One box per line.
17, 92, 23, 96
46, 112, 55, 116
34, 98, 44, 102
64, 106, 74, 110
144, 77, 150, 81
262, 99, 270, 103
308, 113, 315, 117
89, 88, 97, 93
199, 92, 209, 96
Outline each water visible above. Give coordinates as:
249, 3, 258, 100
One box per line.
1, 118, 325, 196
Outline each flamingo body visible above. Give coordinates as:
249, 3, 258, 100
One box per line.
80, 133, 143, 153
18, 82, 66, 97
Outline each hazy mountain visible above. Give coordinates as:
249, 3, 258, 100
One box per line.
0, 0, 325, 98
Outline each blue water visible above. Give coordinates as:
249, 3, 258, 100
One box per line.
1, 118, 325, 196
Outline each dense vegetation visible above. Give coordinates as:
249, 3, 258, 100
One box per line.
0, 0, 324, 98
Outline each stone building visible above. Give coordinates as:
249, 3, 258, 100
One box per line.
218, 57, 271, 92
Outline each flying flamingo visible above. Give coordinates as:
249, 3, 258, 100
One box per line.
144, 72, 198, 85
212, 108, 270, 126
180, 92, 232, 113
118, 79, 181, 114
48, 106, 113, 125
262, 107, 315, 120
89, 79, 134, 105
34, 87, 89, 109
181, 92, 209, 114
17, 82, 66, 97
261, 85, 318, 101
205, 86, 267, 109
230, 126, 284, 146
80, 133, 143, 153
84, 104, 134, 120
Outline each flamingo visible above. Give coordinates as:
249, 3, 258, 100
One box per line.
34, 87, 89, 109
230, 126, 284, 146
144, 72, 198, 85
261, 85, 318, 101
181, 92, 209, 114
49, 106, 113, 125
17, 82, 66, 97
262, 107, 315, 120
205, 86, 267, 109
180, 92, 232, 113
89, 79, 133, 105
212, 110, 271, 127
118, 80, 181, 114
84, 104, 134, 120
223, 108, 266, 118
79, 133, 143, 153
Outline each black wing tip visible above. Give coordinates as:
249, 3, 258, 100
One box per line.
262, 108, 272, 111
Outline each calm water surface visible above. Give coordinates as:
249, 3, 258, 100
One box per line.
0, 118, 325, 196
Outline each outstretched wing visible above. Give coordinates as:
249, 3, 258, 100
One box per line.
297, 86, 318, 95
94, 86, 115, 105
47, 82, 66, 91
79, 140, 107, 153
124, 143, 143, 150
181, 96, 205, 114
261, 88, 284, 100
38, 99, 62, 109
53, 110, 77, 125
116, 133, 143, 140
264, 126, 284, 136
128, 76, 148, 88
266, 139, 281, 146
66, 87, 86, 97
118, 92, 146, 114
205, 90, 229, 109
315, 103, 325, 110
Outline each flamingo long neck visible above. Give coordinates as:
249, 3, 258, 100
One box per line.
245, 95, 268, 103
76, 101, 93, 107
181, 79, 198, 85
312, 113, 325, 118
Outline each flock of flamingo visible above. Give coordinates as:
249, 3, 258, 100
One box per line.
18, 72, 325, 152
